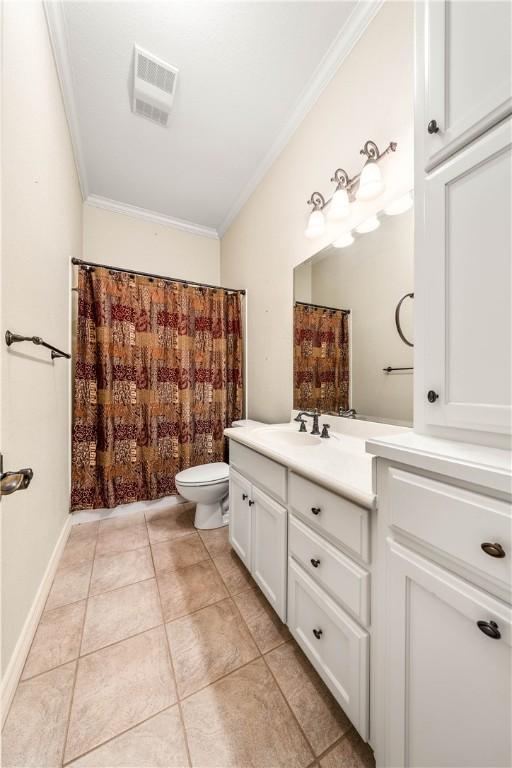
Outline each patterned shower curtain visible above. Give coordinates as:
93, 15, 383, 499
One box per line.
71, 266, 243, 511
293, 303, 349, 414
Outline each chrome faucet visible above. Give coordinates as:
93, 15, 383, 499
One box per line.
339, 408, 357, 418
294, 410, 321, 435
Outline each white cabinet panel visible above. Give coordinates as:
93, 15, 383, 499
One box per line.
252, 486, 287, 621
386, 541, 512, 768
288, 558, 369, 740
229, 440, 287, 503
423, 0, 512, 169
424, 118, 512, 434
228, 468, 252, 569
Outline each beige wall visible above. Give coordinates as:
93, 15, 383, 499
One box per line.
307, 209, 414, 425
221, 1, 413, 423
83, 205, 220, 284
1, 2, 82, 675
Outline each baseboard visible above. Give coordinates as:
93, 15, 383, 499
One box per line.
0, 514, 72, 726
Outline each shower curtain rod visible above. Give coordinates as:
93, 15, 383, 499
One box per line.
71, 258, 246, 295
295, 300, 350, 314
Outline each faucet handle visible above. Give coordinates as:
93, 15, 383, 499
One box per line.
298, 418, 307, 433
321, 424, 331, 439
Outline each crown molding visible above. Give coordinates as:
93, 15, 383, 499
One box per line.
44, 0, 88, 199
217, 0, 385, 238
85, 195, 219, 239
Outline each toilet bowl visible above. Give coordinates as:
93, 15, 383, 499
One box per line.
175, 419, 264, 529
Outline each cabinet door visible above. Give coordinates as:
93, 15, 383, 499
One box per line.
423, 118, 511, 434
385, 540, 512, 768
423, 0, 511, 170
252, 486, 287, 621
228, 468, 252, 569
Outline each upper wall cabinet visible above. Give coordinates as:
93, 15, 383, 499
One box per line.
423, 0, 512, 171
423, 118, 511, 434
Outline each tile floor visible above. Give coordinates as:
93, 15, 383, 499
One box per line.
2, 502, 376, 768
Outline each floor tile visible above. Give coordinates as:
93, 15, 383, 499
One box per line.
46, 560, 92, 611
157, 559, 228, 622
22, 600, 85, 680
67, 706, 189, 768
265, 641, 351, 756
2, 662, 76, 767
234, 587, 291, 653
65, 626, 176, 763
213, 550, 254, 595
181, 657, 313, 767
198, 525, 231, 557
151, 533, 208, 574
69, 521, 99, 541
81, 579, 162, 654
167, 598, 258, 698
90, 546, 154, 596
96, 515, 148, 556
146, 503, 195, 543
59, 536, 97, 569
320, 730, 375, 768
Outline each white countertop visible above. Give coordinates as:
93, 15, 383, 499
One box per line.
225, 420, 392, 509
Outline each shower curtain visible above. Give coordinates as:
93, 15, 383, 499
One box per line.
293, 303, 349, 414
71, 266, 243, 511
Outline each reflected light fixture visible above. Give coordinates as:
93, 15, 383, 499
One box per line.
304, 192, 326, 239
332, 231, 354, 248
355, 216, 380, 234
328, 169, 350, 221
384, 192, 413, 216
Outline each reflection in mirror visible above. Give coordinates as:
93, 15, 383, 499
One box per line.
293, 205, 413, 426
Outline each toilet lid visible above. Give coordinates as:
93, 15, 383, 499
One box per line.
175, 462, 229, 486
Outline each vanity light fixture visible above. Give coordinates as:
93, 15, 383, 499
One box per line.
305, 140, 397, 238
304, 191, 326, 239
355, 215, 380, 234
332, 231, 354, 248
384, 192, 413, 216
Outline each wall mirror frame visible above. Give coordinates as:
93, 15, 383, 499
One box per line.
293, 195, 414, 427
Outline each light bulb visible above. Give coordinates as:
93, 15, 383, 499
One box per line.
332, 232, 354, 248
328, 187, 350, 221
384, 192, 413, 216
355, 216, 380, 234
304, 208, 325, 239
356, 161, 384, 201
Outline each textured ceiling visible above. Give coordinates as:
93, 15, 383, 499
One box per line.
59, 1, 359, 232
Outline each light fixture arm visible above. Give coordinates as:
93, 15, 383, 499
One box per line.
330, 168, 351, 190
360, 140, 397, 163
307, 191, 326, 211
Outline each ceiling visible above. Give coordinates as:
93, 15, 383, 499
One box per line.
48, 1, 379, 237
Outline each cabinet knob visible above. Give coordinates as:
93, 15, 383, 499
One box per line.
312, 628, 323, 639
248, 499, 255, 506
310, 558, 321, 568
427, 119, 439, 134
481, 542, 506, 558
311, 507, 321, 516
242, 493, 248, 501
427, 390, 439, 403
477, 620, 501, 639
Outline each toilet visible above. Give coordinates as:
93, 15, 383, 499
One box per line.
175, 419, 264, 529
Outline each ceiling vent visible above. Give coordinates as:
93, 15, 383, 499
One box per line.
132, 45, 179, 127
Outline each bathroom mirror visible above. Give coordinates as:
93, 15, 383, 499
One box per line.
293, 204, 413, 426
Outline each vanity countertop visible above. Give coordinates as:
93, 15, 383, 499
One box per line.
225, 420, 397, 509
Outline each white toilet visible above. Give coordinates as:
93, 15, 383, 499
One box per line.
175, 419, 263, 529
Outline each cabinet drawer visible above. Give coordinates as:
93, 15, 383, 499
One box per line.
289, 514, 370, 626
229, 440, 287, 504
389, 467, 512, 593
289, 472, 369, 562
287, 558, 369, 740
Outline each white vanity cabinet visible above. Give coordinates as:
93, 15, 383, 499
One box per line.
422, 0, 511, 171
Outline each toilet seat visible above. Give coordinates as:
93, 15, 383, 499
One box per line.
175, 462, 229, 487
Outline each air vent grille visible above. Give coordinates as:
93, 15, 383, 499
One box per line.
135, 99, 169, 126
137, 53, 176, 95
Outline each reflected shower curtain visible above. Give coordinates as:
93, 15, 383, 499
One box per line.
71, 266, 243, 511
293, 303, 349, 414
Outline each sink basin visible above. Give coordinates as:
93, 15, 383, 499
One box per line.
252, 428, 322, 448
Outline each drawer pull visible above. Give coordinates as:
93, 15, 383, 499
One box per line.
312, 628, 323, 639
427, 119, 440, 134
311, 507, 321, 516
477, 620, 501, 640
310, 558, 321, 568
481, 542, 506, 558
242, 493, 248, 501
248, 499, 255, 506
